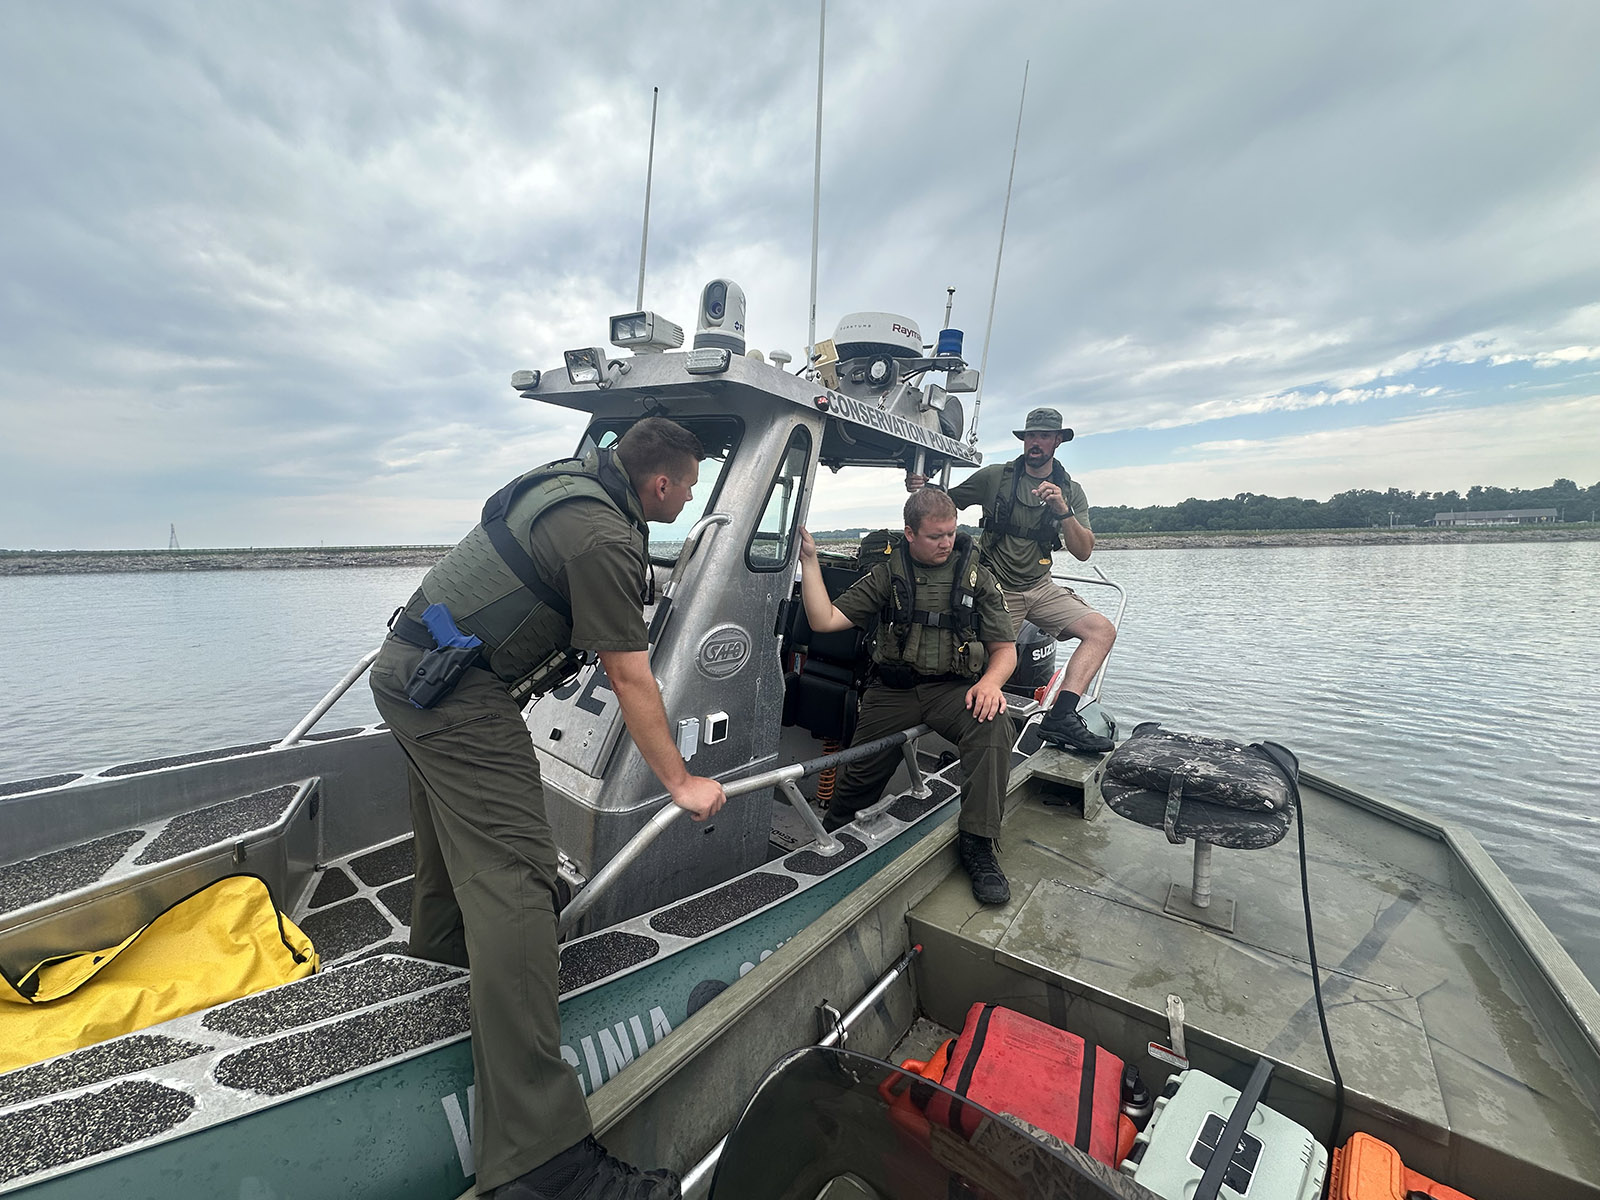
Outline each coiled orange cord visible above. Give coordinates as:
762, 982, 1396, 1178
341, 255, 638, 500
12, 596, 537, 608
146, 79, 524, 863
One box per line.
816, 737, 840, 804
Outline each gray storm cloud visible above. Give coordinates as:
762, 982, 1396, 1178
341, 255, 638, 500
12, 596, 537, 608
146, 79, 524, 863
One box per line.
2, 0, 1597, 546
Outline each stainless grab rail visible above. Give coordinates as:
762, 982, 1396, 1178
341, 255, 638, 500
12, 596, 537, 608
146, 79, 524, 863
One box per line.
275, 645, 384, 749
649, 512, 732, 647
1037, 565, 1126, 712
557, 723, 931, 936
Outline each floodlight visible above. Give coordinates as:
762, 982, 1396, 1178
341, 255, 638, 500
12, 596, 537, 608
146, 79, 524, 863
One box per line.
684, 347, 732, 375
609, 310, 685, 353
945, 368, 979, 394
564, 348, 609, 386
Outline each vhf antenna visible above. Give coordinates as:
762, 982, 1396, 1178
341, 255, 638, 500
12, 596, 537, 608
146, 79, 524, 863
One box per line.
636, 86, 660, 310
971, 59, 1030, 447
805, 0, 827, 377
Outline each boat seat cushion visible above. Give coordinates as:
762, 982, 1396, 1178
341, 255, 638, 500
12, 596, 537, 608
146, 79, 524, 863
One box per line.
1096, 723, 1296, 850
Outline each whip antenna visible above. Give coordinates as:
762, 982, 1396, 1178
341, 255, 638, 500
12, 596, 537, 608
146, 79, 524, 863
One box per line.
636, 87, 660, 309
805, 0, 827, 376
971, 60, 1030, 446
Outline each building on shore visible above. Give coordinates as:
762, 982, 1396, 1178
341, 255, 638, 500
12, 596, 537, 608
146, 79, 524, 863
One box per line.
1429, 508, 1559, 527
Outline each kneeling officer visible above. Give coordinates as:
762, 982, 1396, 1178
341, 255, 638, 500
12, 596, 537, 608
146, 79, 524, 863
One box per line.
798, 486, 1018, 905
371, 416, 724, 1200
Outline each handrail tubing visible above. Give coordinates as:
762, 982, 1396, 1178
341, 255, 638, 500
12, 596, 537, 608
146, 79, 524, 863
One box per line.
558, 724, 931, 935
275, 646, 383, 749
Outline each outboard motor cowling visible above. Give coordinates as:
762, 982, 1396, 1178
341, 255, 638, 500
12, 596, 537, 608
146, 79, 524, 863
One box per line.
1006, 619, 1056, 695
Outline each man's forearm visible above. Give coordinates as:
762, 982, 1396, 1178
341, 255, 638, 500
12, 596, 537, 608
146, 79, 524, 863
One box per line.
601, 651, 690, 791
1061, 516, 1094, 562
981, 643, 1017, 688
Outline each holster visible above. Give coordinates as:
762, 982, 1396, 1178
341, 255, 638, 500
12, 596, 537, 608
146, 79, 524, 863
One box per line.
405, 644, 483, 710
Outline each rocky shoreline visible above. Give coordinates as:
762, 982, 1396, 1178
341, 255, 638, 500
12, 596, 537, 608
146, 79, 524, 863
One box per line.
3, 525, 1594, 575
0, 547, 451, 576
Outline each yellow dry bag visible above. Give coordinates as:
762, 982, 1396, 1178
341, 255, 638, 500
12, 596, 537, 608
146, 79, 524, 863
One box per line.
0, 874, 318, 1072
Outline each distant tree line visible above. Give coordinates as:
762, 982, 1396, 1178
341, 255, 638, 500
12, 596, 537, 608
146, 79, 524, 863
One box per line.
1089, 479, 1599, 534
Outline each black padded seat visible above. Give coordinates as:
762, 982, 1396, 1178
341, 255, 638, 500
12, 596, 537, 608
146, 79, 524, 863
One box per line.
782, 560, 874, 743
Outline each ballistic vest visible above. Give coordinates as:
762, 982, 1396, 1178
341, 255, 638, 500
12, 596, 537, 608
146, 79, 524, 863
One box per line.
418, 447, 648, 686
980, 456, 1069, 561
871, 532, 984, 680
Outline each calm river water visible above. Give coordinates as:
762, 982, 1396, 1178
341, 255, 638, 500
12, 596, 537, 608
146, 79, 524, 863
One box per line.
4, 541, 1598, 986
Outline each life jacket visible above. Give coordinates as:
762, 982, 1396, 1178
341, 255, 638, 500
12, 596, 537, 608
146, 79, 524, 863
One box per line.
980, 456, 1069, 561
418, 447, 649, 689
925, 1003, 1132, 1169
870, 531, 984, 680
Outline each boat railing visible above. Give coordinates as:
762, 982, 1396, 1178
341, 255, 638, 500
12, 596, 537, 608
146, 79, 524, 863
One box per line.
557, 723, 932, 936
274, 512, 734, 751
1039, 564, 1126, 710
275, 645, 384, 750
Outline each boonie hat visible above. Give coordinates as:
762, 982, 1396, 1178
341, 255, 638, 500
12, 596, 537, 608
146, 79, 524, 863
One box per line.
1012, 406, 1074, 441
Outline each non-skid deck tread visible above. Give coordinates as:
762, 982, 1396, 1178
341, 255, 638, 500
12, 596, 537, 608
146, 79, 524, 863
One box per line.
888, 776, 957, 824
103, 742, 279, 778
308, 866, 358, 908
0, 773, 82, 798
213, 982, 470, 1097
132, 784, 299, 865
0, 830, 145, 916
296, 897, 394, 961
202, 955, 458, 1039
0, 1079, 194, 1184
348, 838, 415, 888
559, 931, 660, 992
784, 832, 868, 876
377, 877, 413, 923
649, 873, 797, 938
0, 1033, 212, 1111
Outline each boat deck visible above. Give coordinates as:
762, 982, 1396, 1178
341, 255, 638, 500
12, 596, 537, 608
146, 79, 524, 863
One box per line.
904, 750, 1600, 1199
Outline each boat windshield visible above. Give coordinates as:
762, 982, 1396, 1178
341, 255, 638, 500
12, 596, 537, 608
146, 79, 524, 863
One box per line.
710, 1046, 1142, 1200
578, 416, 743, 564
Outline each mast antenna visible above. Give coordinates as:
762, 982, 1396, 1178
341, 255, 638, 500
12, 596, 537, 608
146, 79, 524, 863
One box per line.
168, 523, 179, 551
636, 86, 660, 310
805, 0, 827, 377
971, 59, 1030, 447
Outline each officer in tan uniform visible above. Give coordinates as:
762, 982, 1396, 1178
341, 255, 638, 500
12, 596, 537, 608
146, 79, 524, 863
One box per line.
915, 406, 1117, 754
797, 486, 1018, 904
370, 417, 723, 1200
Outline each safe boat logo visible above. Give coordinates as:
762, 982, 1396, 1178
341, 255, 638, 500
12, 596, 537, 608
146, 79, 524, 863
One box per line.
696, 623, 751, 679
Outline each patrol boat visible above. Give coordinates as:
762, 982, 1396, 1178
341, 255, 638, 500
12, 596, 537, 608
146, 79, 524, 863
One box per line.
2, 284, 1598, 1200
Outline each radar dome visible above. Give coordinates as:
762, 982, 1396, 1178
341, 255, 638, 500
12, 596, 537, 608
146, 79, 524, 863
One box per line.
832, 312, 922, 360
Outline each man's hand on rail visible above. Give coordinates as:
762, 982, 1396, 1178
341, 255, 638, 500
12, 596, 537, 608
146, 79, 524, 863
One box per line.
670, 776, 726, 822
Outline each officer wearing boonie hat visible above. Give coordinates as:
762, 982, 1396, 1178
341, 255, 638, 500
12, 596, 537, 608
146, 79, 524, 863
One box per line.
937, 405, 1118, 754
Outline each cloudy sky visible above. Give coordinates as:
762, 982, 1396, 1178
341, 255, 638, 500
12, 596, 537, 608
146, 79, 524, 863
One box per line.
3, 1, 1598, 548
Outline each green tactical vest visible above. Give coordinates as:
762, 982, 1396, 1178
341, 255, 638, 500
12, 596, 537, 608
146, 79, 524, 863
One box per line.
870, 532, 988, 681
980, 456, 1069, 563
419, 448, 648, 688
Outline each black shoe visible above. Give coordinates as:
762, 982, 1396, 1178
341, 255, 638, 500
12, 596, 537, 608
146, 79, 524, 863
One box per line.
492, 1137, 681, 1200
1037, 703, 1114, 754
821, 809, 852, 833
957, 832, 1011, 906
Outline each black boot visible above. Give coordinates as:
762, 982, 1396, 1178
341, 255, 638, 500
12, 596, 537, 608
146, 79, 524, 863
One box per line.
492, 1136, 681, 1200
957, 832, 1011, 906
1037, 694, 1114, 754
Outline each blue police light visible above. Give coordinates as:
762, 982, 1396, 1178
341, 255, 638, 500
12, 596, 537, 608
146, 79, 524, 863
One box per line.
510, 370, 540, 393
684, 347, 732, 375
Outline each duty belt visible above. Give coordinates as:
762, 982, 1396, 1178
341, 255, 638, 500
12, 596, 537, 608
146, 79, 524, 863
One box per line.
388, 609, 438, 650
